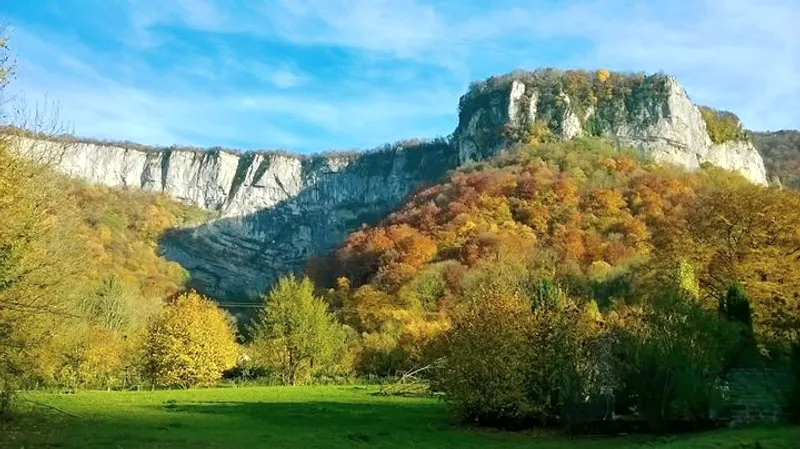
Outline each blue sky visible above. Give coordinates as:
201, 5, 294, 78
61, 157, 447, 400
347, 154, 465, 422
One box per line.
2, 0, 798, 153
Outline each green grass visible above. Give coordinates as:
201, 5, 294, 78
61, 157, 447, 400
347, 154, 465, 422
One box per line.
1, 386, 798, 448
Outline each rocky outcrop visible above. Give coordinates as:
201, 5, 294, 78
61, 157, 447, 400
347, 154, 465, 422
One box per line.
159, 143, 455, 300
11, 69, 770, 300
14, 136, 455, 301
15, 137, 453, 220
454, 71, 768, 184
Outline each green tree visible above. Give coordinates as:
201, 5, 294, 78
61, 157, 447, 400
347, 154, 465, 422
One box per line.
720, 283, 756, 366
251, 275, 347, 385
721, 283, 753, 328
612, 289, 738, 432
438, 275, 534, 427
143, 292, 238, 388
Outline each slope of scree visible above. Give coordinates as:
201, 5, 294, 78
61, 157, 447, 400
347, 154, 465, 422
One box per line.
10, 69, 773, 301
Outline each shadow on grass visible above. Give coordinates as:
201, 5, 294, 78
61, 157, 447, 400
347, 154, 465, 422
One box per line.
153, 399, 450, 430
2, 400, 476, 449
7, 397, 799, 449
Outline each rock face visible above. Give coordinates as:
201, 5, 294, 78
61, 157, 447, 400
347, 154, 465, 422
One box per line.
12, 69, 769, 300
454, 72, 767, 184
15, 136, 455, 300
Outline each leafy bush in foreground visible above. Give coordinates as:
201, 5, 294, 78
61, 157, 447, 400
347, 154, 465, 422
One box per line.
143, 292, 239, 388
610, 290, 738, 431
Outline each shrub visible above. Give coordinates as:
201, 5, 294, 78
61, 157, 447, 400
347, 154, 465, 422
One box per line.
143, 292, 238, 388
222, 361, 274, 383
611, 289, 738, 432
437, 277, 534, 427
437, 263, 604, 429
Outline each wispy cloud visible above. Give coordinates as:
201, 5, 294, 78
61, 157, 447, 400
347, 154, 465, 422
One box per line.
3, 0, 798, 152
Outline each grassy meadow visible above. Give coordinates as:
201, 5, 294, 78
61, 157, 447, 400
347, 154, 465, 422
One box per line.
1, 386, 798, 449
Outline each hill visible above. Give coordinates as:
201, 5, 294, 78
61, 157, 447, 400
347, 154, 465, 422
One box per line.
311, 136, 800, 375
752, 130, 800, 188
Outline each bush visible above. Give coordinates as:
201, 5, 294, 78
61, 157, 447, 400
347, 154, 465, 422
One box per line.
222, 361, 274, 383
437, 265, 605, 429
437, 277, 534, 427
143, 292, 239, 388
611, 289, 738, 432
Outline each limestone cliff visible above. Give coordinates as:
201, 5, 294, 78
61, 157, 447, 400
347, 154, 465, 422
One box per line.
10, 69, 770, 300
13, 136, 454, 300
453, 70, 767, 184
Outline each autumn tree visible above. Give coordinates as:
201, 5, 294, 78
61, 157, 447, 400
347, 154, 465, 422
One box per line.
699, 107, 748, 144
251, 276, 347, 385
438, 273, 534, 426
0, 143, 87, 407
54, 324, 125, 391
143, 292, 238, 388
680, 183, 800, 352
0, 25, 14, 102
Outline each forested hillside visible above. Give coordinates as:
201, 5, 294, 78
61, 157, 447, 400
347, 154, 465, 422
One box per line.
0, 140, 211, 392
752, 130, 800, 188
299, 135, 800, 427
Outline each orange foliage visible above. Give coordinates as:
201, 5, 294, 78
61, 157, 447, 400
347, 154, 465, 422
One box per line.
318, 138, 800, 357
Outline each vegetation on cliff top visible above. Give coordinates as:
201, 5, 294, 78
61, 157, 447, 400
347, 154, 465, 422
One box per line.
459, 68, 761, 149
4, 125, 450, 163
699, 106, 749, 144
458, 68, 671, 145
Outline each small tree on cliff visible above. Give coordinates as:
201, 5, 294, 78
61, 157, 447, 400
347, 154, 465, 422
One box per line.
251, 275, 347, 385
143, 292, 238, 387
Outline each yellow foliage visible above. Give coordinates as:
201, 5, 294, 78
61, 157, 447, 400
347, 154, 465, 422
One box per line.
143, 292, 238, 387
55, 325, 125, 390
699, 107, 747, 144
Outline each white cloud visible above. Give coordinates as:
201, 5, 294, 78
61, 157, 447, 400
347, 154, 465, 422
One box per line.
5, 0, 798, 153
7, 25, 459, 150
268, 68, 307, 89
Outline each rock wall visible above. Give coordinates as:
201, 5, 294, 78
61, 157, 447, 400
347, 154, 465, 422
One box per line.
454, 72, 768, 184
14, 136, 455, 300
11, 70, 771, 300
720, 368, 793, 426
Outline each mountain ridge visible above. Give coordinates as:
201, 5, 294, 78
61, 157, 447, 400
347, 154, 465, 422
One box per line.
8, 69, 774, 300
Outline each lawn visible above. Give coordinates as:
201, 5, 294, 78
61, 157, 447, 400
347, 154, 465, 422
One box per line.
1, 386, 798, 448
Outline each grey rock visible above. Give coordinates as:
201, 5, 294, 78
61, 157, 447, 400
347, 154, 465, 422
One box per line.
453, 74, 767, 184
